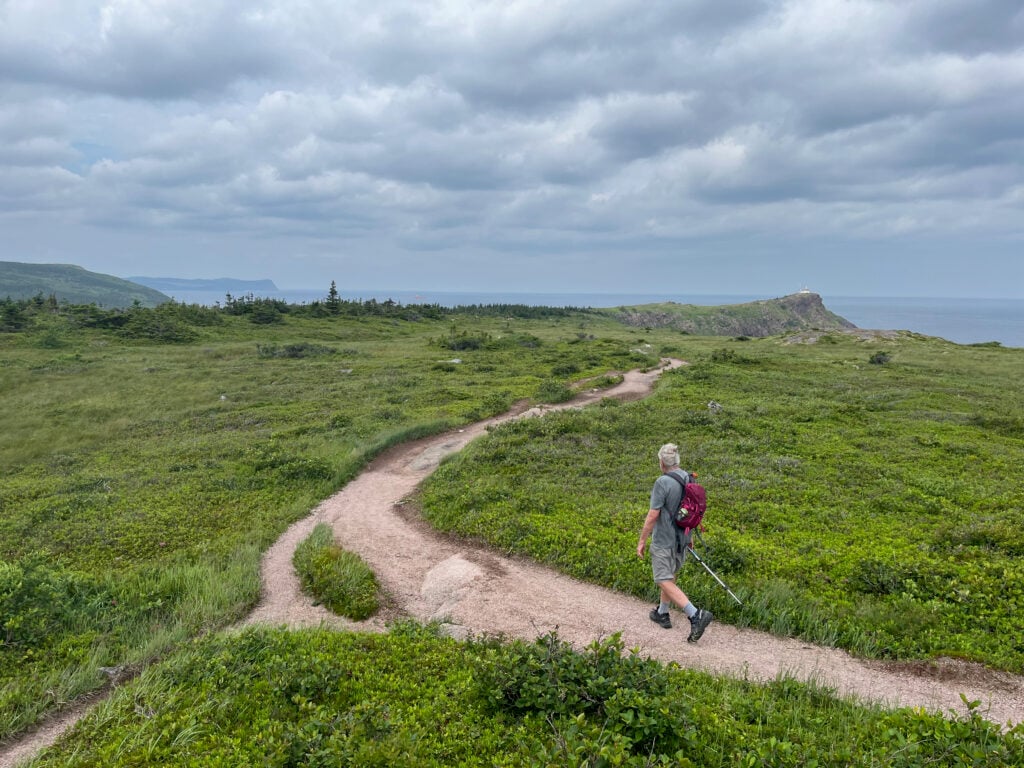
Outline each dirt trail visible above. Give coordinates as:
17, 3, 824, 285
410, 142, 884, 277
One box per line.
4, 359, 1021, 766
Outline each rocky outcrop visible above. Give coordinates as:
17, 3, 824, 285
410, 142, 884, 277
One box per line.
610, 292, 857, 337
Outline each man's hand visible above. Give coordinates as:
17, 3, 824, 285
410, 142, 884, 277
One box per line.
637, 539, 647, 559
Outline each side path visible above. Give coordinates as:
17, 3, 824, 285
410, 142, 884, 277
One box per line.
3, 359, 1020, 766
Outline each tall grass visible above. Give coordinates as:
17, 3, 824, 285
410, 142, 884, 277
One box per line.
293, 524, 379, 620
0, 547, 260, 740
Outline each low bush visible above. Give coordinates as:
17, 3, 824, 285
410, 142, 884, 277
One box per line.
0, 553, 100, 650
474, 632, 687, 756
256, 343, 336, 359
31, 626, 1024, 767
534, 379, 574, 404
292, 524, 379, 620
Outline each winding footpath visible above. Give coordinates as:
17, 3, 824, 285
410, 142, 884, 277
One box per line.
3, 359, 1021, 766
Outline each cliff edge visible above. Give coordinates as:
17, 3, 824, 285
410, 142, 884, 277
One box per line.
607, 292, 857, 337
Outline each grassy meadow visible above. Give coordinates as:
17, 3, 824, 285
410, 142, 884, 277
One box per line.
0, 297, 658, 740
421, 331, 1024, 671
2, 295, 1022, 763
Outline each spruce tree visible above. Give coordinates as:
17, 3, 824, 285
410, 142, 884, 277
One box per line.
327, 280, 341, 314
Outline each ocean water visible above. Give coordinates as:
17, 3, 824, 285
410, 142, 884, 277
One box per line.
165, 288, 1024, 349
824, 297, 1024, 349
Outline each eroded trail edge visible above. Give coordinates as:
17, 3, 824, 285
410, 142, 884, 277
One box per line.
4, 359, 1020, 766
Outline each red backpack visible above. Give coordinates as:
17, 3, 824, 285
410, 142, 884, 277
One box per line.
665, 471, 706, 535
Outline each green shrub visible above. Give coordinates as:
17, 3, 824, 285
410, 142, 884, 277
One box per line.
27, 620, 1024, 767
473, 632, 687, 756
481, 390, 513, 415
534, 379, 574, 403
292, 524, 379, 620
441, 333, 488, 351
256, 343, 336, 359
711, 347, 755, 364
0, 300, 29, 332
850, 558, 906, 596
582, 373, 623, 390
0, 553, 97, 649
249, 303, 284, 324
120, 307, 199, 343
36, 329, 68, 349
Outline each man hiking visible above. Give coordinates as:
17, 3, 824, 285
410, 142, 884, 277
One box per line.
636, 442, 713, 643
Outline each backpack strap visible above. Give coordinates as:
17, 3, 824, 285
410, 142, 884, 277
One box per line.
664, 470, 690, 490
663, 468, 688, 487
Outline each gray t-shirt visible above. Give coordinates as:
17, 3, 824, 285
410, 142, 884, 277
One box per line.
649, 472, 686, 549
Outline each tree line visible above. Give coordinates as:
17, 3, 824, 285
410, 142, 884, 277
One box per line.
1, 284, 596, 340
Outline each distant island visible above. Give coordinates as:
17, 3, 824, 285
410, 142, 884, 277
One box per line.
127, 277, 279, 292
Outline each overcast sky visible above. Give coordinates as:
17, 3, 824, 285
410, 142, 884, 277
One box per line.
2, 1, 1022, 298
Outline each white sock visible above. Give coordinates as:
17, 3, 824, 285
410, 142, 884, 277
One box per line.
658, 602, 671, 614
683, 603, 697, 618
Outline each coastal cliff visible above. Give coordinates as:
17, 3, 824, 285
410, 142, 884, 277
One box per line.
606, 292, 857, 337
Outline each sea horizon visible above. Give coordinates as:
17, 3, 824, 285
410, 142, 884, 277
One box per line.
160, 288, 1024, 349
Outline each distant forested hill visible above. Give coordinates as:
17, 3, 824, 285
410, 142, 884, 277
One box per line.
0, 261, 170, 308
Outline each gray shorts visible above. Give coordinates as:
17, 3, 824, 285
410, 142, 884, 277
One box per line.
650, 544, 685, 583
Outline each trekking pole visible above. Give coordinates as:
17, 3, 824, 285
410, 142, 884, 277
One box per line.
686, 546, 743, 605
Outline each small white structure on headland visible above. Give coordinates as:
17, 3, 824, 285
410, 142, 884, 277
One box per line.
798, 286, 812, 294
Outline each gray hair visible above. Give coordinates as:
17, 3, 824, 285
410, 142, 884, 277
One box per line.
658, 443, 680, 469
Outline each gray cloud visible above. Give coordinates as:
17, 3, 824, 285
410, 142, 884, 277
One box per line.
0, 2, 286, 99
905, 0, 1024, 55
0, 0, 1021, 297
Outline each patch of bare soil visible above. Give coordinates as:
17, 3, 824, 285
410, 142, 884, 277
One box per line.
4, 358, 1021, 767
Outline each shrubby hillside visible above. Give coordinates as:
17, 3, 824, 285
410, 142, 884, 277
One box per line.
0, 262, 169, 308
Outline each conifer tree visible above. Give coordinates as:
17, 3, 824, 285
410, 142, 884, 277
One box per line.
327, 280, 341, 314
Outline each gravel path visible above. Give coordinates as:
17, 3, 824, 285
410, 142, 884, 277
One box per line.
4, 359, 1021, 766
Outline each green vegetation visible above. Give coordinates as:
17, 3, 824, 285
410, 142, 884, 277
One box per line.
603, 291, 854, 336
0, 295, 651, 739
31, 625, 1023, 767
293, 524, 379, 620
0, 262, 170, 308
421, 332, 1024, 672
0, 547, 259, 739
3, 291, 1023, 762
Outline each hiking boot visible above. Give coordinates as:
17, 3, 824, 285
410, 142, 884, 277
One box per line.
687, 608, 713, 643
649, 607, 672, 629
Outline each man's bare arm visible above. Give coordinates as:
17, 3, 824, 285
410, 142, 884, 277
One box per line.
636, 508, 661, 558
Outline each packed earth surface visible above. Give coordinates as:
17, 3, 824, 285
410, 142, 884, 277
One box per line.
3, 359, 1022, 767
